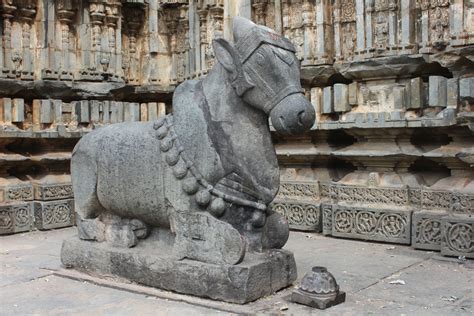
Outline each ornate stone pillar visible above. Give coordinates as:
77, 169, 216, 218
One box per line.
89, 0, 106, 80
123, 4, 143, 84
17, 0, 36, 80
105, 0, 121, 80
197, 8, 208, 76
252, 0, 268, 25
0, 0, 17, 77
57, 0, 76, 80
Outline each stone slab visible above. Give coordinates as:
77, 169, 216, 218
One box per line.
412, 210, 445, 251
0, 201, 34, 235
60, 237, 297, 304
272, 199, 322, 232
34, 199, 75, 230
440, 215, 473, 259
331, 205, 412, 244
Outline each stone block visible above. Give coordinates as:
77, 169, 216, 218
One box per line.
52, 100, 63, 125
348, 82, 358, 105
124, 102, 140, 122
34, 199, 75, 230
33, 182, 73, 201
75, 100, 90, 123
0, 182, 34, 203
333, 84, 350, 112
148, 102, 158, 121
441, 215, 473, 259
428, 76, 447, 107
0, 202, 34, 235
102, 101, 110, 124
158, 102, 166, 117
331, 205, 412, 244
33, 99, 54, 124
0, 98, 12, 123
272, 200, 321, 232
140, 103, 148, 121
459, 77, 474, 100
61, 237, 297, 304
409, 77, 423, 109
310, 87, 321, 115
392, 86, 406, 111
12, 98, 24, 123
447, 78, 459, 108
322, 86, 333, 114
412, 210, 445, 251
321, 203, 333, 236
110, 101, 123, 124
90, 100, 101, 124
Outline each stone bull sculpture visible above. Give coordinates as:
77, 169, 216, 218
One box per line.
69, 17, 315, 266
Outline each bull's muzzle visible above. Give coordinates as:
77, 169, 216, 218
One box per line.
270, 93, 315, 135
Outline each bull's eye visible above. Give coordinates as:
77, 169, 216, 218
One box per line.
256, 52, 265, 66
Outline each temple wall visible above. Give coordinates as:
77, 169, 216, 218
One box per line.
0, 0, 472, 258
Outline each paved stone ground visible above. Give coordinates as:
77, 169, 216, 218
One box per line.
0, 228, 472, 315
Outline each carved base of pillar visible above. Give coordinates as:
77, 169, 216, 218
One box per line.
61, 236, 297, 304
0, 201, 34, 235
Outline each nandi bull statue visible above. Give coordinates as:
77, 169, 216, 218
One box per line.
61, 17, 315, 304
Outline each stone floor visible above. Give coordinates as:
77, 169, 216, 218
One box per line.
0, 228, 472, 315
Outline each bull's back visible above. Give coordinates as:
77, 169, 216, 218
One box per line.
87, 122, 170, 226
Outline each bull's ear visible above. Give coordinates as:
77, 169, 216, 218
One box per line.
212, 38, 241, 74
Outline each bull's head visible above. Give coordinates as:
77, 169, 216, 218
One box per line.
212, 17, 315, 135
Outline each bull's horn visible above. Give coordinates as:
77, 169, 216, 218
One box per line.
233, 16, 255, 43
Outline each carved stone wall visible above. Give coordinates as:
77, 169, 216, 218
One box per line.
0, 0, 472, 258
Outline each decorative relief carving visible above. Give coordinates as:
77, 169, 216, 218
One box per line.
441, 218, 473, 258
414, 217, 442, 247
321, 204, 333, 235
34, 200, 75, 230
7, 186, 33, 201
0, 202, 33, 234
277, 181, 320, 200
0, 210, 13, 230
421, 190, 473, 214
332, 206, 411, 243
272, 200, 321, 231
34, 184, 74, 201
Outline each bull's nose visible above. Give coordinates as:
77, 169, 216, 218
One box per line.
270, 93, 315, 135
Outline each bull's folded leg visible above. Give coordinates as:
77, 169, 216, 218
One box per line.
77, 214, 149, 248
171, 210, 246, 265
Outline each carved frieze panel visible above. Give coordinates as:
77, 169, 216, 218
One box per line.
412, 211, 444, 250
272, 200, 322, 231
332, 206, 412, 244
34, 199, 75, 230
421, 189, 473, 214
0, 201, 33, 235
276, 181, 320, 201
33, 183, 74, 201
321, 203, 333, 235
441, 216, 473, 258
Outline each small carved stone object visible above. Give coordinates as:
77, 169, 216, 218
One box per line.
291, 266, 346, 309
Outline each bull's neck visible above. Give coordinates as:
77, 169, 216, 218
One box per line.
200, 63, 280, 203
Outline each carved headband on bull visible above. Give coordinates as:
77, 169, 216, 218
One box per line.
212, 17, 315, 135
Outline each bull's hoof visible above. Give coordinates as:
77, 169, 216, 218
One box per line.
129, 219, 149, 239
105, 224, 138, 248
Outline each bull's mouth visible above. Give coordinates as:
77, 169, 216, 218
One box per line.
270, 93, 315, 135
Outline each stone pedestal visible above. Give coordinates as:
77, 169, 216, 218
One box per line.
61, 236, 297, 304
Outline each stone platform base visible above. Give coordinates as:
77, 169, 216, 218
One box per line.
61, 237, 297, 304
